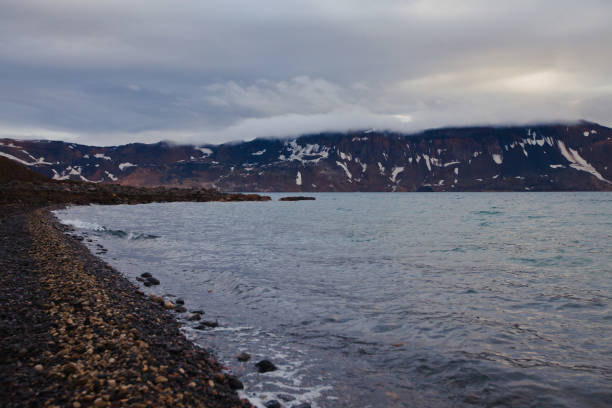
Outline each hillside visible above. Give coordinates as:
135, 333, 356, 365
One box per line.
0, 156, 51, 183
1, 122, 611, 191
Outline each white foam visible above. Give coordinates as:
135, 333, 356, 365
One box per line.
252, 149, 266, 156
492, 154, 503, 165
59, 219, 105, 231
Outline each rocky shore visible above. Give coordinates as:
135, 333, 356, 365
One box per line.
0, 158, 268, 407
0, 206, 255, 407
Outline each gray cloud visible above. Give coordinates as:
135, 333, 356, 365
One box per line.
0, 0, 611, 145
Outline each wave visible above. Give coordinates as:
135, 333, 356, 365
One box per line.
60, 218, 159, 240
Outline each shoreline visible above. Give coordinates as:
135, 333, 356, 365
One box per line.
0, 205, 254, 408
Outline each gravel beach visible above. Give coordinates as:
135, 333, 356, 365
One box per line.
0, 204, 254, 408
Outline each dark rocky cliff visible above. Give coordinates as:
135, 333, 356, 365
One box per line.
1, 122, 611, 191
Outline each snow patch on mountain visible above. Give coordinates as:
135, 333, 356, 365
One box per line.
95, 153, 112, 161
557, 140, 610, 183
281, 141, 330, 164
119, 162, 137, 171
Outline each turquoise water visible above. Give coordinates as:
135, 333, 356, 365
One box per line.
55, 193, 612, 407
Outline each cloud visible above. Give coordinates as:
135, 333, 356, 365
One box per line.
0, 0, 611, 145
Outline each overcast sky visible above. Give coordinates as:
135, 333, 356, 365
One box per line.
1, 0, 611, 146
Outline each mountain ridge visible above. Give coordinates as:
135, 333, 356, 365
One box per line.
1, 122, 611, 191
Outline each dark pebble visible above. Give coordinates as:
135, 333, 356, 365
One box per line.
236, 352, 251, 362
227, 375, 244, 390
191, 310, 204, 314
175, 298, 184, 305
146, 277, 160, 285
255, 359, 277, 373
187, 313, 201, 321
195, 320, 219, 329
264, 401, 282, 408
140, 272, 152, 278
174, 306, 187, 313
291, 404, 311, 408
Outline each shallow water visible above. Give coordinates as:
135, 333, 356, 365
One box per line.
55, 193, 612, 407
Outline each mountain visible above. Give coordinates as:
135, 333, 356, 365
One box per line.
1, 122, 611, 191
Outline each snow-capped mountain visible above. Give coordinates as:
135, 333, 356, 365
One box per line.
1, 122, 611, 191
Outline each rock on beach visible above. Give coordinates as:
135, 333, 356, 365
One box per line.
0, 206, 253, 408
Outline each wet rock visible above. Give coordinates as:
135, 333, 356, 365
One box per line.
255, 360, 277, 373
279, 196, 315, 201
175, 298, 184, 305
187, 313, 201, 321
195, 320, 218, 329
190, 309, 204, 314
227, 375, 244, 390
163, 300, 175, 309
236, 352, 251, 362
146, 277, 160, 286
140, 272, 152, 278
264, 400, 282, 408
291, 404, 311, 408
174, 306, 187, 313
149, 294, 163, 304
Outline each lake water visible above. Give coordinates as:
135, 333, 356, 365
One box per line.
54, 193, 612, 408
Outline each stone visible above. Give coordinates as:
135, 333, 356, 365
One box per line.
236, 352, 251, 362
34, 364, 44, 372
174, 306, 187, 313
187, 313, 201, 321
155, 375, 168, 384
163, 301, 174, 309
175, 298, 184, 305
149, 294, 163, 304
140, 273, 152, 278
146, 277, 160, 286
93, 398, 106, 407
255, 360, 277, 373
227, 375, 243, 390
291, 404, 311, 408
195, 320, 218, 329
264, 400, 282, 408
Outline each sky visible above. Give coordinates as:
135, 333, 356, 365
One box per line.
1, 0, 611, 146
